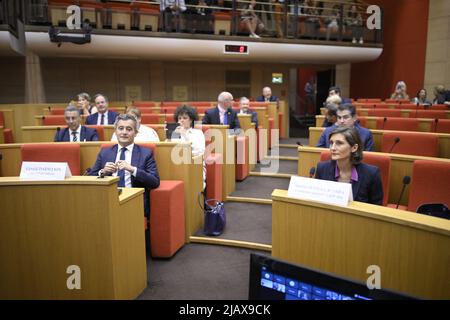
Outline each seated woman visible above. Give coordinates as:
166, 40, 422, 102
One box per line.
173, 105, 206, 189
76, 92, 97, 116
315, 126, 383, 205
390, 81, 410, 100
412, 88, 432, 106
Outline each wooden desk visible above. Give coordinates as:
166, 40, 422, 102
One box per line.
0, 176, 147, 299
309, 127, 450, 159
271, 189, 450, 299
0, 142, 205, 243
238, 114, 257, 170
297, 146, 450, 206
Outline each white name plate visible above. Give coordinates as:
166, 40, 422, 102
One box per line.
20, 162, 72, 180
287, 176, 353, 207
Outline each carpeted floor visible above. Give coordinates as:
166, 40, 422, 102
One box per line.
231, 176, 290, 199
138, 244, 266, 300
253, 159, 298, 174
194, 202, 272, 244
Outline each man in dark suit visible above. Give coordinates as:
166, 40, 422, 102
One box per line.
239, 96, 258, 129
202, 91, 241, 133
54, 105, 99, 142
317, 104, 374, 151
89, 114, 160, 217
256, 86, 279, 103
328, 86, 352, 104
85, 94, 119, 125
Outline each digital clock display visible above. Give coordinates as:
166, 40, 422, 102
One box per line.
224, 45, 249, 54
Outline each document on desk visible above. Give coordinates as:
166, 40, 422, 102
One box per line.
288, 176, 353, 207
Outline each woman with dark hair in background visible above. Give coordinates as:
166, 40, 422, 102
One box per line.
315, 126, 383, 205
412, 88, 432, 106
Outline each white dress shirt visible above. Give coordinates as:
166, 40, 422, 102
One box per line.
70, 125, 82, 142
112, 143, 137, 188
111, 124, 160, 142
218, 105, 226, 125
97, 111, 109, 125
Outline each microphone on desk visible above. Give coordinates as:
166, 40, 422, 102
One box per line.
296, 141, 303, 146
82, 167, 91, 176
388, 137, 401, 153
382, 117, 387, 130
396, 175, 411, 209
54, 126, 61, 142
434, 118, 439, 133
309, 167, 316, 178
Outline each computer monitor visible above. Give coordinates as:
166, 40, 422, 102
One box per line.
248, 253, 417, 300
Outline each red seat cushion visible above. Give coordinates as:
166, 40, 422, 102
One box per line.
381, 132, 439, 157
43, 115, 67, 126
376, 117, 420, 131
85, 125, 105, 141
205, 153, 223, 202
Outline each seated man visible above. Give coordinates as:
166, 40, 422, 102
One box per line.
89, 114, 160, 218
85, 94, 119, 125
202, 91, 241, 133
328, 86, 352, 104
317, 104, 374, 151
111, 107, 160, 142
322, 103, 338, 128
239, 96, 258, 129
54, 105, 99, 142
256, 86, 279, 103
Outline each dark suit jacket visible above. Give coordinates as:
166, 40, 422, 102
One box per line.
315, 160, 383, 205
202, 106, 241, 130
316, 123, 374, 151
89, 144, 160, 216
256, 95, 279, 102
54, 126, 99, 142
85, 110, 119, 125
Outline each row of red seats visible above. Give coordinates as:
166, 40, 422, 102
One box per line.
357, 108, 449, 119
354, 103, 448, 110
319, 150, 449, 211
357, 117, 450, 134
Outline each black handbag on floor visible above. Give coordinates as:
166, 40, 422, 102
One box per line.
198, 192, 226, 236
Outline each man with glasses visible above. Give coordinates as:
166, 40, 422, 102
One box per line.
316, 104, 374, 151
54, 105, 99, 142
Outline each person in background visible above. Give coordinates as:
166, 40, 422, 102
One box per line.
328, 86, 351, 104
85, 94, 119, 125
111, 107, 160, 142
315, 126, 383, 205
317, 103, 374, 151
239, 96, 258, 129
390, 81, 410, 100
325, 4, 340, 41
322, 103, 338, 127
432, 85, 450, 105
346, 4, 363, 44
76, 92, 97, 116
160, 0, 187, 32
202, 91, 241, 133
412, 88, 432, 106
256, 86, 279, 103
89, 114, 160, 218
173, 105, 206, 189
54, 105, 99, 142
241, 0, 264, 38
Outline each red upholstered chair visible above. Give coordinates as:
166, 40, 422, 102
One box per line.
136, 107, 158, 114
42, 115, 67, 126
150, 180, 185, 257
357, 117, 367, 128
206, 153, 223, 202
405, 160, 450, 212
0, 111, 14, 143
85, 125, 105, 140
319, 150, 391, 206
268, 117, 275, 148
21, 143, 81, 175
385, 99, 410, 104
367, 109, 402, 118
376, 117, 420, 131
133, 101, 156, 108
140, 114, 160, 124
416, 110, 447, 119
381, 132, 439, 157
435, 119, 450, 133
236, 136, 249, 181
278, 112, 285, 139
50, 109, 66, 115
430, 104, 449, 110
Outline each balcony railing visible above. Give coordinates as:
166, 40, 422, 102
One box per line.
18, 0, 383, 45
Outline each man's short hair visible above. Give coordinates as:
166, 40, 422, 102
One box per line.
240, 96, 249, 104
94, 93, 108, 103
65, 104, 79, 114
325, 103, 338, 118
218, 91, 233, 103
337, 103, 356, 117
114, 113, 138, 131
329, 86, 341, 95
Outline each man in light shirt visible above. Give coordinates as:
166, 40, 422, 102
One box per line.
202, 91, 240, 133
54, 105, 98, 142
89, 114, 160, 218
111, 107, 160, 142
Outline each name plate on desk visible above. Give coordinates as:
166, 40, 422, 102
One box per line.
20, 162, 72, 180
288, 176, 353, 206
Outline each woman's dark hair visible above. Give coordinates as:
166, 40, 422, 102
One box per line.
174, 105, 198, 128
329, 126, 363, 164
416, 88, 427, 98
